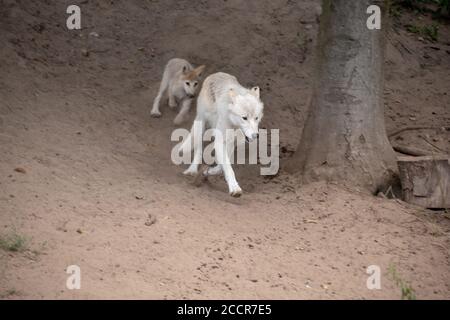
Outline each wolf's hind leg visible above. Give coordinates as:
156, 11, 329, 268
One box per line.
202, 138, 232, 177
205, 165, 223, 176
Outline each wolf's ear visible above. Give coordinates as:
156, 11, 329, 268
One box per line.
250, 86, 260, 99
194, 65, 206, 77
182, 65, 188, 74
229, 88, 237, 104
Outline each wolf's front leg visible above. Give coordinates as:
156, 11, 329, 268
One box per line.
167, 85, 178, 109
168, 94, 177, 109
173, 98, 192, 125
151, 72, 170, 118
183, 119, 205, 175
215, 138, 242, 197
150, 93, 162, 117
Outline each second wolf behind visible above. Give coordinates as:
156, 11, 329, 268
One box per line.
151, 58, 205, 125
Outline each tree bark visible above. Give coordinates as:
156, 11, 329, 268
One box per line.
287, 0, 398, 193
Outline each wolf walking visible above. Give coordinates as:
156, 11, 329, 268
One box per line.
151, 58, 205, 125
179, 72, 264, 197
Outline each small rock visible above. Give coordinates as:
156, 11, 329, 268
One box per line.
305, 279, 312, 288
145, 214, 157, 226
33, 23, 45, 33
14, 167, 26, 174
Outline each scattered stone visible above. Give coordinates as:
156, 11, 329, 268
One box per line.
145, 214, 157, 226
14, 167, 26, 174
32, 23, 45, 33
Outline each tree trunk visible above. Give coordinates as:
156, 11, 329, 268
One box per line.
287, 0, 398, 193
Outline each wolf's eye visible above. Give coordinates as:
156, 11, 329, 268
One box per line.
255, 117, 259, 121
194, 82, 198, 87
185, 82, 190, 86
242, 116, 248, 121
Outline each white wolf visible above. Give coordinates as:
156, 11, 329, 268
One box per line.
179, 72, 264, 197
151, 58, 205, 125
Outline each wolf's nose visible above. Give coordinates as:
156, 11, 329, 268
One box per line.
251, 133, 259, 140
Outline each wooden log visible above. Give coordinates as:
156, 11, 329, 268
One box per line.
397, 156, 450, 209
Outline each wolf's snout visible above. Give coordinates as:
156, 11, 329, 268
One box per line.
245, 133, 259, 143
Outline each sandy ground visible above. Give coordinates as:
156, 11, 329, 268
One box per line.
0, 0, 449, 299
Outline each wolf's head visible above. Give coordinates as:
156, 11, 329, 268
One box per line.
227, 87, 264, 142
181, 65, 206, 98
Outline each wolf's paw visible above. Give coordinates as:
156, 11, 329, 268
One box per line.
150, 110, 161, 118
229, 186, 243, 198
183, 168, 198, 176
193, 165, 209, 187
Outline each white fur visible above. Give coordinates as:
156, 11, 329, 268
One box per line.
151, 58, 205, 125
179, 72, 264, 197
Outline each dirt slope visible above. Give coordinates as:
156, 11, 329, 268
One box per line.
0, 0, 449, 299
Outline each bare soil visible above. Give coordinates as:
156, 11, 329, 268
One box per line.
0, 0, 449, 299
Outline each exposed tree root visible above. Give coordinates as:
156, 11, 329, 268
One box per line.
392, 144, 447, 157
388, 125, 450, 138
